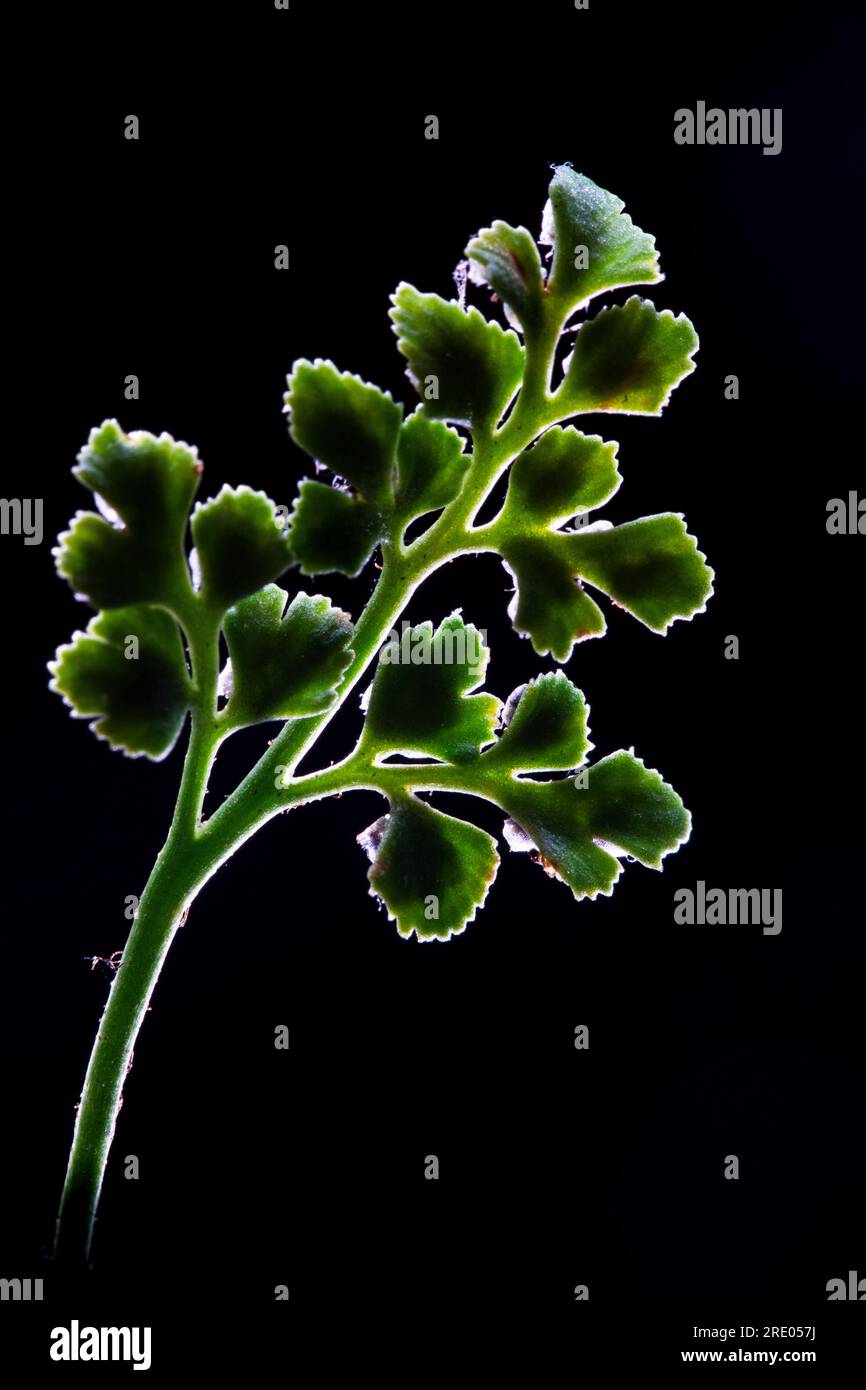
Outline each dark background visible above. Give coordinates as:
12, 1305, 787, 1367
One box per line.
2, 2, 863, 1373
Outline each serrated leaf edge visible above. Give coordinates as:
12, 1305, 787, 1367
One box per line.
558, 296, 700, 417
502, 748, 693, 902
47, 624, 189, 763
572, 511, 716, 635
360, 799, 501, 944
284, 358, 403, 427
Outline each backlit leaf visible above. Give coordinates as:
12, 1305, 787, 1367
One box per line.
285, 479, 385, 577
542, 166, 661, 315
191, 486, 293, 611
49, 605, 189, 759
222, 585, 354, 726
55, 420, 202, 609
394, 410, 470, 523
359, 798, 499, 941
563, 514, 713, 632
285, 359, 402, 507
360, 613, 500, 764
487, 672, 591, 773
497, 427, 621, 527
390, 284, 524, 427
498, 750, 690, 900
556, 296, 698, 416
491, 512, 712, 659
500, 536, 607, 661
466, 220, 545, 330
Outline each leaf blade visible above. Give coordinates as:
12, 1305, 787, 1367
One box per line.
498, 426, 622, 529
359, 798, 499, 941
500, 538, 607, 662
565, 513, 714, 632
543, 166, 662, 315
285, 479, 384, 577
222, 585, 354, 725
49, 606, 189, 759
390, 284, 524, 427
488, 672, 592, 773
55, 421, 202, 609
191, 486, 293, 611
361, 614, 500, 764
466, 220, 545, 330
557, 296, 699, 417
394, 410, 470, 524
497, 751, 690, 900
285, 359, 402, 506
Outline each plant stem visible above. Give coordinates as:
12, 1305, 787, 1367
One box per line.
54, 305, 566, 1265
54, 596, 223, 1265
53, 721, 215, 1263
52, 725, 358, 1266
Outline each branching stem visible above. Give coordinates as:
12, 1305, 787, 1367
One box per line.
53, 303, 564, 1265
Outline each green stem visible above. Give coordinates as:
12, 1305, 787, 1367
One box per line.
52, 716, 357, 1265
198, 555, 415, 861
54, 594, 222, 1265
54, 305, 566, 1265
51, 572, 411, 1264
54, 725, 213, 1263
403, 304, 562, 565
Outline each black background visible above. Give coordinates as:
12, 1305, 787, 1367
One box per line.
2, 2, 863, 1375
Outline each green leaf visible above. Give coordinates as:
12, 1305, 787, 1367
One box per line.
55, 420, 202, 609
578, 750, 692, 867
556, 296, 698, 416
563, 514, 713, 632
390, 283, 524, 427
394, 410, 470, 523
500, 536, 607, 662
497, 513, 712, 659
498, 750, 690, 900
285, 359, 402, 507
360, 613, 500, 764
286, 479, 384, 577
49, 605, 189, 760
488, 429, 624, 659
358, 797, 499, 941
465, 220, 545, 330
543, 166, 661, 314
487, 671, 591, 773
222, 585, 354, 726
190, 486, 293, 610
354, 663, 691, 926
498, 427, 621, 528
